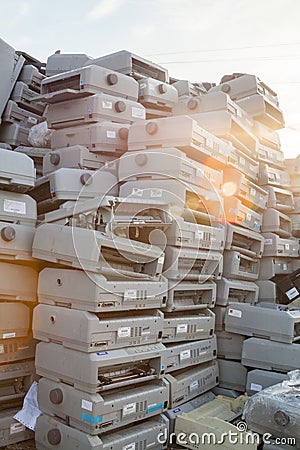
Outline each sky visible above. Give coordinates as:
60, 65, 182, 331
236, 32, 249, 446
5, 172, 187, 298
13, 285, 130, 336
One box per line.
1, 0, 300, 158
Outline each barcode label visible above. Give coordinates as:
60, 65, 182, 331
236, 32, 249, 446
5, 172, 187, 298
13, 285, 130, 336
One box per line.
177, 324, 188, 333
150, 188, 162, 198
4, 199, 26, 215
118, 327, 131, 338
180, 349, 191, 361
81, 399, 93, 411
228, 308, 242, 318
106, 131, 116, 138
10, 423, 25, 434
123, 444, 136, 450
124, 289, 137, 299
102, 101, 113, 109
3, 332, 16, 339
250, 383, 262, 392
286, 287, 299, 300
132, 107, 145, 119
190, 380, 199, 391
123, 403, 136, 416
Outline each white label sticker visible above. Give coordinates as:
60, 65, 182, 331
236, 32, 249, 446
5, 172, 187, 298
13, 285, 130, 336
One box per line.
28, 116, 37, 124
4, 199, 26, 215
190, 380, 199, 391
286, 287, 300, 300
287, 310, 300, 318
102, 101, 113, 109
285, 244, 290, 250
106, 130, 116, 138
250, 383, 262, 392
118, 327, 131, 338
3, 332, 16, 339
150, 188, 162, 198
177, 324, 188, 334
283, 263, 288, 271
123, 402, 136, 416
10, 423, 25, 435
81, 399, 93, 411
250, 188, 256, 197
132, 188, 143, 197
123, 444, 136, 450
180, 349, 191, 361
124, 289, 137, 299
198, 231, 204, 239
228, 308, 242, 318
158, 255, 164, 264
0, 345, 4, 354
206, 138, 214, 149
132, 107, 145, 119
246, 213, 252, 221
264, 238, 273, 245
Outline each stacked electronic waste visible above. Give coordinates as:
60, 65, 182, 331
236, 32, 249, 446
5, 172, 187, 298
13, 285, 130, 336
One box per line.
0, 40, 299, 449
0, 38, 46, 149
29, 54, 226, 450
0, 147, 38, 447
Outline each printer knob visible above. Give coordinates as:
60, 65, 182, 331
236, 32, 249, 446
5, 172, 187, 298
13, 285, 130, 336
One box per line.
146, 122, 158, 135
115, 101, 126, 113
135, 154, 147, 166
221, 84, 231, 93
107, 73, 118, 85
1, 226, 16, 242
274, 410, 290, 427
119, 127, 129, 140
50, 153, 60, 166
80, 173, 93, 185
47, 429, 61, 445
187, 99, 199, 110
158, 84, 167, 94
49, 388, 63, 405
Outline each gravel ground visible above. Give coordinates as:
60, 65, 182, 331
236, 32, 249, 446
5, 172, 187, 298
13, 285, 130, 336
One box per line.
6, 440, 36, 450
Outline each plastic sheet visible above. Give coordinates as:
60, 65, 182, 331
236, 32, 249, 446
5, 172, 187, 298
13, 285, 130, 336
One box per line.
243, 370, 300, 443
28, 120, 52, 148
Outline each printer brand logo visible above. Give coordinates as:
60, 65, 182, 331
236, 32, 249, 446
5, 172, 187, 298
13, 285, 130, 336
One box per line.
69, 151, 225, 296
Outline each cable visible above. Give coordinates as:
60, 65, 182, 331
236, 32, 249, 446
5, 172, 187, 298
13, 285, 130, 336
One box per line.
157, 55, 300, 64
145, 42, 300, 57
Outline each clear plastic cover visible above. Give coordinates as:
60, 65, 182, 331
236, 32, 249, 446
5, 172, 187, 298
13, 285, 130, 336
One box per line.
243, 370, 300, 441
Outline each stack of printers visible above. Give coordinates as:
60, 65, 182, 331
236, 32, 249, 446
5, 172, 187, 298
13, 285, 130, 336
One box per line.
171, 76, 266, 395
0, 38, 45, 148
274, 155, 300, 308
28, 57, 176, 450
119, 114, 228, 433
0, 147, 38, 447
0, 42, 299, 450
207, 74, 300, 399
29, 63, 146, 216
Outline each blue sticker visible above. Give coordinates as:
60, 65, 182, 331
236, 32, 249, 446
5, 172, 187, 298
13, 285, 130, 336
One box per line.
173, 408, 181, 413
82, 413, 102, 424
96, 351, 108, 356
147, 403, 164, 413
161, 365, 165, 370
